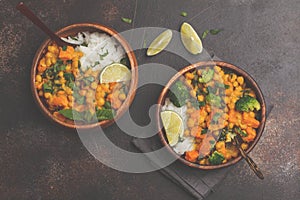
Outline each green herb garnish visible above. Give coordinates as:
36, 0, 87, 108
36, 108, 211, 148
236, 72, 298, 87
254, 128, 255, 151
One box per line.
202, 30, 210, 39
59, 109, 84, 121
96, 108, 115, 121
121, 17, 132, 24
120, 57, 129, 66
181, 11, 187, 17
99, 50, 109, 60
201, 128, 208, 134
209, 29, 223, 35
42, 82, 53, 93
212, 112, 222, 122
62, 46, 67, 51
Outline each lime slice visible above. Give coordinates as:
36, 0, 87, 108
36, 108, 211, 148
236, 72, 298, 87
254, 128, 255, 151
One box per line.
147, 29, 173, 56
99, 63, 131, 83
160, 110, 184, 146
180, 22, 203, 54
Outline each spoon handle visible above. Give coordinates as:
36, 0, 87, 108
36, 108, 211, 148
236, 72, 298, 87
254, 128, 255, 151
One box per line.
234, 136, 264, 180
16, 2, 66, 46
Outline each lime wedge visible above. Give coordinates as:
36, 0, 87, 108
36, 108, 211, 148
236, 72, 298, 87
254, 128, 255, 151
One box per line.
147, 29, 173, 56
160, 110, 184, 146
99, 63, 131, 83
180, 22, 203, 54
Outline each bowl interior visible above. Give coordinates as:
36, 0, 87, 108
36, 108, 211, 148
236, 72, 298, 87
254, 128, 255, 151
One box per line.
31, 23, 138, 129
157, 61, 266, 169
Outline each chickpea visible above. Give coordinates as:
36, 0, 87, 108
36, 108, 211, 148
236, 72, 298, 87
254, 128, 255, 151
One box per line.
119, 93, 126, 101
216, 141, 225, 150
223, 74, 229, 81
219, 70, 224, 77
95, 92, 102, 100
231, 97, 238, 104
184, 129, 190, 136
38, 90, 43, 97
206, 105, 211, 113
225, 153, 232, 160
51, 57, 57, 64
240, 123, 247, 130
229, 122, 234, 129
90, 82, 98, 90
202, 110, 208, 117
228, 103, 235, 110
224, 96, 230, 104
36, 75, 42, 82
231, 150, 239, 158
86, 91, 94, 98
44, 92, 52, 99
97, 98, 105, 106
65, 64, 71, 72
68, 102, 73, 107
72, 60, 78, 69
187, 118, 195, 128
185, 79, 192, 86
249, 111, 255, 118
46, 58, 52, 67
190, 90, 196, 97
185, 72, 194, 80
65, 87, 73, 95
225, 88, 233, 95
79, 90, 87, 96
224, 106, 229, 113
237, 76, 244, 85
233, 81, 239, 87
186, 102, 192, 108
58, 71, 64, 78
197, 69, 202, 76
57, 90, 65, 95
214, 65, 221, 72
199, 159, 206, 165
223, 113, 229, 120
197, 94, 204, 102
45, 52, 53, 58
236, 86, 243, 92
39, 58, 46, 67
47, 46, 54, 53
241, 143, 249, 150
60, 79, 66, 85
67, 95, 73, 101
230, 74, 237, 82
186, 108, 194, 114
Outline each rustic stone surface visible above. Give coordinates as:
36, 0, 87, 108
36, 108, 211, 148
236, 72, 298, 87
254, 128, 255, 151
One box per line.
0, 0, 299, 199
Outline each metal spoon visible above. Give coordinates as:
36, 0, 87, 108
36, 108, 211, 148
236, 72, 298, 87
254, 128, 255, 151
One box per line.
16, 2, 75, 46
233, 134, 264, 180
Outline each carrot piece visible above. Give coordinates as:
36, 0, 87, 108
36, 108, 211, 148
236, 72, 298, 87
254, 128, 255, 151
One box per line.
243, 127, 257, 142
185, 150, 199, 162
58, 46, 75, 60
242, 112, 260, 128
51, 95, 68, 107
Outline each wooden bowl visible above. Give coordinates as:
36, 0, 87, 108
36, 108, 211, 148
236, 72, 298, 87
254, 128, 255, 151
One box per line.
157, 61, 266, 169
31, 23, 138, 129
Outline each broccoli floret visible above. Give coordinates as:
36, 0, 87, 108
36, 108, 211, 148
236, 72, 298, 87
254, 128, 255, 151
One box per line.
168, 81, 189, 107
199, 69, 214, 83
208, 151, 225, 165
235, 95, 261, 112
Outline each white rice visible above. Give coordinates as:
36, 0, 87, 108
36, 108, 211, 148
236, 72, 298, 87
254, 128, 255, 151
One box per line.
62, 32, 125, 71
162, 98, 195, 155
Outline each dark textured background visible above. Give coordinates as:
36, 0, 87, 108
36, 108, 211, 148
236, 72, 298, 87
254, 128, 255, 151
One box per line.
1, 0, 299, 199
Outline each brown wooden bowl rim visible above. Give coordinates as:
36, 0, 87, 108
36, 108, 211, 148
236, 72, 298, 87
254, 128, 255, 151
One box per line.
31, 23, 138, 129
157, 60, 266, 170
